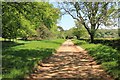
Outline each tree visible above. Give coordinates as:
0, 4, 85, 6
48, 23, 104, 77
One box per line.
74, 21, 88, 39
58, 2, 117, 42
118, 8, 120, 37
119, 28, 120, 37
64, 28, 74, 39
57, 26, 64, 31
2, 2, 60, 40
57, 26, 65, 39
65, 27, 88, 39
36, 24, 53, 40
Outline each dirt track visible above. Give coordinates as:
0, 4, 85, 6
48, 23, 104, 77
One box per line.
26, 40, 113, 80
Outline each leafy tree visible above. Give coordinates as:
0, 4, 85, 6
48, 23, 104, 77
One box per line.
119, 28, 120, 37
65, 27, 88, 39
56, 26, 65, 39
118, 8, 120, 37
58, 2, 117, 42
57, 26, 64, 31
2, 2, 60, 40
64, 28, 74, 39
36, 24, 53, 40
95, 29, 119, 38
74, 21, 88, 39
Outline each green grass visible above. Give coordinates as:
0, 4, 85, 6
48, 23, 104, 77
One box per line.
73, 39, 120, 80
78, 38, 120, 51
2, 39, 65, 79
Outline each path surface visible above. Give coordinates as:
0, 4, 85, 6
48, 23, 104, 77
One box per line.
26, 40, 113, 80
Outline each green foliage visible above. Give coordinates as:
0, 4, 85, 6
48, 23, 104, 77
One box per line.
18, 15, 36, 38
72, 39, 87, 45
93, 38, 120, 51
56, 26, 65, 39
36, 24, 53, 40
2, 39, 65, 79
95, 29, 119, 38
102, 61, 120, 79
118, 28, 120, 37
74, 21, 89, 39
2, 2, 60, 39
85, 45, 118, 63
73, 39, 120, 79
64, 29, 74, 39
63, 21, 89, 39
59, 2, 117, 42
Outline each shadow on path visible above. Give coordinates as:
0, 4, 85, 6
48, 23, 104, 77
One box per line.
26, 40, 113, 80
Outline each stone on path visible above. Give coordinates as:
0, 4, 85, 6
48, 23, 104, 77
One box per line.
26, 39, 113, 80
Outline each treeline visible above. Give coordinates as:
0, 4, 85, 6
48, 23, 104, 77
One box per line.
57, 20, 119, 39
2, 2, 60, 40
95, 29, 119, 38
57, 21, 89, 39
64, 28, 119, 39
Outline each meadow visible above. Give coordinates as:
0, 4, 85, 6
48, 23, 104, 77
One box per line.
2, 39, 65, 79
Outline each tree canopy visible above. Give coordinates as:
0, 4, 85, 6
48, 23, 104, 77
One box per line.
2, 2, 60, 40
62, 20, 88, 39
58, 2, 117, 42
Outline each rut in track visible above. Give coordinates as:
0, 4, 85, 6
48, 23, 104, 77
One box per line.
26, 40, 113, 80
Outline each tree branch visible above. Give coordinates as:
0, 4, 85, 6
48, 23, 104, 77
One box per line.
96, 2, 109, 24
61, 3, 79, 21
95, 23, 100, 31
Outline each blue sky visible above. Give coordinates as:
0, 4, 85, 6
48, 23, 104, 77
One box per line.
51, 2, 118, 30
51, 2, 75, 30
57, 15, 75, 30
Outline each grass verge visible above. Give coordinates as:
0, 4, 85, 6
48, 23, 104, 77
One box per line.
73, 39, 120, 80
2, 39, 65, 79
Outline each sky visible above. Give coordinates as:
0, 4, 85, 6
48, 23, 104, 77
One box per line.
51, 2, 75, 30
51, 2, 118, 30
57, 15, 75, 30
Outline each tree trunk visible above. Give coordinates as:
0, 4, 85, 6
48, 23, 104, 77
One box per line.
76, 35, 79, 39
118, 28, 120, 37
90, 34, 94, 43
8, 38, 11, 41
4, 38, 6, 41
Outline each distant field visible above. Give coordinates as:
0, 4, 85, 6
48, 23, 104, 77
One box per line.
2, 39, 65, 79
73, 39, 120, 79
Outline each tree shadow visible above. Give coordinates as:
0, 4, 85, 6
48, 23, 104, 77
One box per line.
28, 51, 114, 80
2, 48, 54, 79
2, 41, 24, 49
42, 40, 63, 45
48, 72, 112, 80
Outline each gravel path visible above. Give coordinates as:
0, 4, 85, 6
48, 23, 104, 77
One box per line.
26, 40, 113, 80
